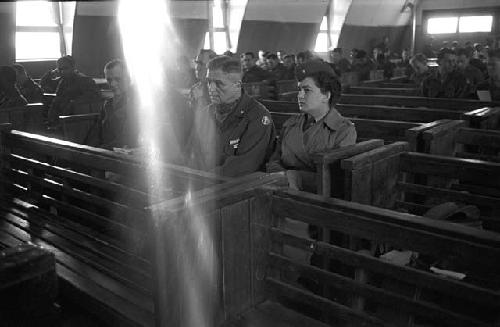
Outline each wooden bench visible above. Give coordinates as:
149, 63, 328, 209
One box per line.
339, 142, 500, 232
0, 126, 277, 326
339, 94, 499, 110
421, 120, 500, 162
360, 76, 411, 86
152, 185, 500, 326
0, 103, 45, 134
346, 86, 420, 96
59, 113, 101, 146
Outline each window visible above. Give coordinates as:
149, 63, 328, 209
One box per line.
16, 1, 76, 61
204, 0, 229, 54
314, 16, 329, 53
459, 16, 493, 33
427, 15, 493, 35
427, 17, 458, 34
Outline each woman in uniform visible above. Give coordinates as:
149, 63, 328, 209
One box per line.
266, 60, 356, 190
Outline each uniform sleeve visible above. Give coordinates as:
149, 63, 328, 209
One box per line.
335, 123, 357, 148
216, 113, 276, 177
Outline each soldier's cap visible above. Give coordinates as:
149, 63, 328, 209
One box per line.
295, 60, 335, 80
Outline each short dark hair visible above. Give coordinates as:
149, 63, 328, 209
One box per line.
299, 70, 341, 106
57, 55, 75, 68
410, 53, 427, 64
283, 54, 295, 60
437, 48, 455, 61
297, 50, 313, 61
242, 52, 255, 59
207, 56, 241, 74
266, 53, 278, 60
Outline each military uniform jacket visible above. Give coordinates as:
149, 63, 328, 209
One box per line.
268, 109, 357, 171
18, 78, 43, 103
422, 70, 470, 99
242, 65, 271, 83
100, 93, 138, 149
0, 88, 28, 109
187, 93, 276, 177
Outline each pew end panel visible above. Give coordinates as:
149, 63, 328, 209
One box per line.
421, 120, 467, 156
311, 139, 385, 198
462, 107, 500, 130
340, 142, 410, 209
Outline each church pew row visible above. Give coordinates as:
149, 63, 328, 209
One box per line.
262, 99, 499, 129
338, 93, 500, 111
421, 119, 500, 162
346, 86, 421, 96
0, 103, 45, 134
338, 142, 500, 232
152, 185, 500, 327
0, 126, 281, 326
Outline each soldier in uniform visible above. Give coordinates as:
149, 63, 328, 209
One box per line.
409, 53, 433, 93
48, 55, 100, 123
456, 47, 485, 98
186, 56, 276, 177
477, 49, 500, 101
422, 48, 470, 98
266, 60, 356, 191
12, 64, 43, 103
240, 52, 271, 83
0, 66, 28, 108
266, 53, 292, 80
100, 59, 138, 149
189, 49, 216, 113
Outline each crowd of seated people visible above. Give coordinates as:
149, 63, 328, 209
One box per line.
409, 40, 500, 100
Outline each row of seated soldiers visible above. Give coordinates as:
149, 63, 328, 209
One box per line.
0, 52, 354, 184
0, 55, 101, 124
411, 47, 500, 100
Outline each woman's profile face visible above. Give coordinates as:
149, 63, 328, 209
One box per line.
297, 77, 327, 113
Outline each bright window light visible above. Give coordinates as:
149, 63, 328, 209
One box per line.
204, 31, 228, 54
213, 1, 225, 28
427, 17, 458, 34
314, 33, 328, 53
16, 32, 61, 61
459, 16, 493, 33
16, 1, 56, 27
320, 16, 327, 31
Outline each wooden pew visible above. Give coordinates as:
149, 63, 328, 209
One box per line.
261, 100, 456, 148
152, 185, 500, 326
339, 94, 499, 110
0, 103, 45, 133
360, 76, 411, 86
421, 119, 500, 162
346, 86, 420, 96
335, 104, 500, 128
0, 126, 274, 326
340, 142, 500, 232
242, 82, 275, 100
59, 113, 101, 146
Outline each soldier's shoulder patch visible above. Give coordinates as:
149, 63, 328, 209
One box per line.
261, 115, 271, 126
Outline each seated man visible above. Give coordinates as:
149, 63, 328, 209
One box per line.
477, 49, 500, 101
351, 50, 375, 81
0, 66, 28, 108
240, 52, 271, 83
409, 53, 432, 87
283, 54, 296, 79
12, 64, 43, 103
266, 61, 356, 191
47, 55, 100, 123
266, 53, 292, 80
422, 48, 470, 98
329, 47, 351, 76
456, 47, 485, 98
186, 56, 276, 177
100, 59, 138, 149
189, 49, 216, 112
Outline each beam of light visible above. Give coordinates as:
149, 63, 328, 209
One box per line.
118, 1, 216, 326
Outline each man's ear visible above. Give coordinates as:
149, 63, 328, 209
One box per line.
322, 91, 331, 103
